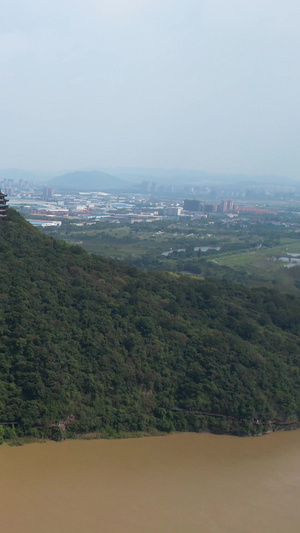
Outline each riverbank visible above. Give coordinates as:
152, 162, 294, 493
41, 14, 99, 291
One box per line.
4, 420, 300, 447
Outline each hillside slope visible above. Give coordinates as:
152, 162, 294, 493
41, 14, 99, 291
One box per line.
0, 210, 300, 439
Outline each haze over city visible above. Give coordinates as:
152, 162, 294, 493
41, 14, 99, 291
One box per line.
1, 0, 300, 179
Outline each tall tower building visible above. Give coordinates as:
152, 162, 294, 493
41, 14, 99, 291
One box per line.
0, 191, 8, 220
43, 187, 55, 199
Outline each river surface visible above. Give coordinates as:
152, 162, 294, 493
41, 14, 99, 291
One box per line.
1, 431, 300, 532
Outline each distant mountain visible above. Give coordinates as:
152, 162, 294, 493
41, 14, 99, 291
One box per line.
106, 167, 296, 187
48, 170, 130, 191
104, 167, 217, 184
1, 167, 296, 189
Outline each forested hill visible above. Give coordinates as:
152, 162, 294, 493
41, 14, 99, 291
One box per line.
1, 209, 300, 440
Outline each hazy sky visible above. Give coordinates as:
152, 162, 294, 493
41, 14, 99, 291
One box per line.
1, 0, 300, 178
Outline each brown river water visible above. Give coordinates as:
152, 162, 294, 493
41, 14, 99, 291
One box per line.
1, 431, 300, 533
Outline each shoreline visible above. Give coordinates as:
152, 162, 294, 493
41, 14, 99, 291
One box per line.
3, 423, 300, 447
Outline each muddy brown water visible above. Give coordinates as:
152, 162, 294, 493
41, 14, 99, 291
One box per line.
1, 431, 300, 532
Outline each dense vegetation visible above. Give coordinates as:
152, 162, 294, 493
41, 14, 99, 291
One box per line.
0, 209, 300, 441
